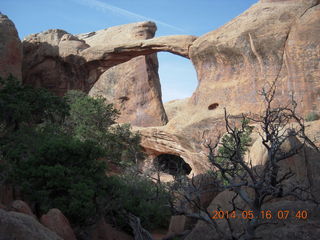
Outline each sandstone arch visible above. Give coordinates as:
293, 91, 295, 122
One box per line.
81, 34, 196, 90
22, 25, 196, 95
22, 22, 196, 127
8, 0, 320, 183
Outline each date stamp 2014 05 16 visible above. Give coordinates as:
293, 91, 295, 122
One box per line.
211, 210, 308, 220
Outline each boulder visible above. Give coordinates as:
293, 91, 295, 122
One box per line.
40, 208, 76, 240
0, 209, 62, 240
166, 215, 195, 238
0, 14, 22, 80
11, 200, 36, 219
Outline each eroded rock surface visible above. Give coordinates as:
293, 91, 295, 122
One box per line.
40, 208, 76, 240
189, 0, 320, 117
82, 22, 168, 127
0, 14, 22, 80
22, 22, 196, 127
137, 126, 210, 175
0, 209, 62, 240
141, 0, 320, 175
18, 0, 320, 175
22, 29, 90, 96
83, 217, 133, 240
11, 200, 37, 219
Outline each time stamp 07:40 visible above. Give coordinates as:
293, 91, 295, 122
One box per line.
211, 210, 308, 220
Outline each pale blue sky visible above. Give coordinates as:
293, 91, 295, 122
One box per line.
2, 0, 257, 102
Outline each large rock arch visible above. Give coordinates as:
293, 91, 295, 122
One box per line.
16, 0, 320, 174
22, 21, 196, 127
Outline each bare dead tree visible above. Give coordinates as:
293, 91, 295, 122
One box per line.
168, 82, 319, 240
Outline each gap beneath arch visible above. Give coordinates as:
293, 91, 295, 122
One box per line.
158, 52, 198, 103
153, 154, 192, 176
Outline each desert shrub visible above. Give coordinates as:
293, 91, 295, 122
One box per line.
3, 128, 107, 226
305, 111, 319, 122
0, 76, 151, 229
105, 174, 171, 231
63, 90, 119, 142
215, 118, 253, 184
0, 75, 69, 132
63, 90, 143, 166
105, 123, 144, 166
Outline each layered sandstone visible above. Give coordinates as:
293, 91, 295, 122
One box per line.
80, 22, 168, 127
17, 0, 320, 175
22, 22, 196, 126
189, 0, 320, 117
143, 0, 320, 174
0, 14, 22, 80
22, 29, 90, 95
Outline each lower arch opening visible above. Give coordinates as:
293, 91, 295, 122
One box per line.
153, 154, 192, 176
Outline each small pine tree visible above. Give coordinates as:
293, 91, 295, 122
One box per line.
215, 118, 253, 184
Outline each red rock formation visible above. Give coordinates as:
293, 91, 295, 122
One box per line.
189, 0, 320, 117
81, 22, 169, 127
22, 29, 90, 96
11, 0, 320, 177
22, 23, 196, 127
11, 200, 37, 219
0, 14, 22, 80
0, 209, 62, 240
40, 208, 77, 240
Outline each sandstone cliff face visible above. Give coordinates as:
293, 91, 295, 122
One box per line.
142, 0, 320, 174
22, 21, 196, 127
80, 22, 167, 127
189, 0, 320, 117
22, 22, 169, 127
0, 14, 22, 80
137, 126, 210, 175
22, 29, 90, 95
16, 0, 320, 174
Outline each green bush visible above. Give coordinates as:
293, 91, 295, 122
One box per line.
305, 112, 319, 122
215, 118, 253, 184
105, 174, 171, 231
4, 129, 107, 226
0, 76, 159, 230
63, 90, 119, 142
63, 90, 143, 167
0, 75, 69, 132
